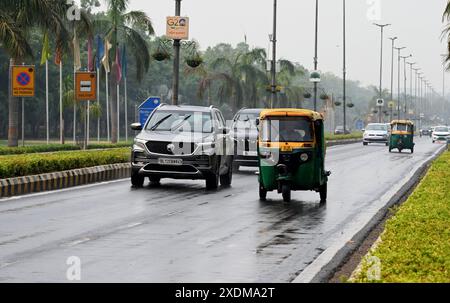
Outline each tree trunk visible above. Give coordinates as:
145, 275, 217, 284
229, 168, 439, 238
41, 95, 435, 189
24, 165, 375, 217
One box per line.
8, 58, 19, 147
110, 62, 118, 144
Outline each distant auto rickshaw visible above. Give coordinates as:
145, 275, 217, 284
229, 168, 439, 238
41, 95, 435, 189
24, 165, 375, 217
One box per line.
389, 120, 415, 153
257, 109, 330, 203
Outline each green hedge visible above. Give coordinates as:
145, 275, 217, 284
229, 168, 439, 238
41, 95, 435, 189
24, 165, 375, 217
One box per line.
326, 132, 363, 141
0, 143, 131, 156
353, 151, 450, 283
0, 148, 130, 179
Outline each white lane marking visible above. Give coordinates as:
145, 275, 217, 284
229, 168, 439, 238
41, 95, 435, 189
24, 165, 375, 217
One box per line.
292, 144, 446, 283
0, 179, 129, 203
125, 222, 143, 229
64, 238, 91, 247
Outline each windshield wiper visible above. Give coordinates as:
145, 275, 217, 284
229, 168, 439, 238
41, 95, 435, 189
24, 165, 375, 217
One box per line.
171, 115, 192, 132
150, 114, 172, 131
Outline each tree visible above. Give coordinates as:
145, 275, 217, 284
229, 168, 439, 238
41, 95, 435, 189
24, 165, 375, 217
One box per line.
1, 0, 70, 147
98, 0, 154, 143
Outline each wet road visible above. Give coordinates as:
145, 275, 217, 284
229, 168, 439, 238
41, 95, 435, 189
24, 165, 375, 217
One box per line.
0, 138, 444, 282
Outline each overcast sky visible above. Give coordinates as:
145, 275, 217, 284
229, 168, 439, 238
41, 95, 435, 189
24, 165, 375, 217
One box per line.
122, 0, 448, 92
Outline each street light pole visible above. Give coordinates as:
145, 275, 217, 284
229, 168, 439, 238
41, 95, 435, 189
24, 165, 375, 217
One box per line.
413, 67, 420, 120
394, 47, 405, 119
374, 23, 390, 123
270, 0, 277, 109
313, 0, 319, 111
172, 0, 182, 105
389, 37, 397, 105
343, 0, 347, 133
401, 55, 412, 118
406, 61, 415, 120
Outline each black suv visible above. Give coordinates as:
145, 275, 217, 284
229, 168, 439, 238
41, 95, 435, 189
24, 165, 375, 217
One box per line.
130, 105, 233, 190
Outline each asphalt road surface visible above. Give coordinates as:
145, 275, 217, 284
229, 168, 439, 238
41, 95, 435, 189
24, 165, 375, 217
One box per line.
0, 138, 444, 282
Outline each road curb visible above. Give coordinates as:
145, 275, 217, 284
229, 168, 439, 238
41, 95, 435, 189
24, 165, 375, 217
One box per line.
304, 145, 447, 283
327, 138, 362, 147
0, 163, 131, 199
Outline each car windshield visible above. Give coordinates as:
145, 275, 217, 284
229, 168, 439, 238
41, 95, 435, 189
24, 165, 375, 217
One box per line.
145, 110, 213, 133
435, 127, 449, 132
393, 124, 412, 132
261, 117, 313, 142
233, 112, 260, 129
366, 124, 387, 131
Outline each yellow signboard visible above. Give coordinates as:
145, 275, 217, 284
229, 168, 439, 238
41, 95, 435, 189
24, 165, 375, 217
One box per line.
166, 16, 190, 40
12, 66, 35, 97
388, 101, 395, 109
75, 72, 97, 101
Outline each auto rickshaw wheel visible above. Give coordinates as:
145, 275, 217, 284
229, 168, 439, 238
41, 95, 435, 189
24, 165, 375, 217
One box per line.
319, 183, 327, 203
282, 184, 291, 203
259, 185, 267, 201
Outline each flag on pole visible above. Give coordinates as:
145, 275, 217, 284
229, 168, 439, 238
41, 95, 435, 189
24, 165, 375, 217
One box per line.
40, 31, 51, 66
73, 30, 81, 71
88, 36, 94, 71
115, 45, 122, 84
102, 39, 112, 73
121, 45, 127, 79
96, 35, 104, 70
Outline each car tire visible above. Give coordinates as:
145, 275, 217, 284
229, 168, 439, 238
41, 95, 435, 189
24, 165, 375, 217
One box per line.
282, 184, 291, 203
131, 171, 145, 188
259, 185, 267, 201
220, 161, 233, 187
363, 142, 368, 146
319, 183, 327, 204
206, 158, 220, 190
385, 142, 389, 146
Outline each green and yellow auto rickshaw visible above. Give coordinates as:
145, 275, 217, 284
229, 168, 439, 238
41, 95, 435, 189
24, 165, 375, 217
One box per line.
389, 120, 415, 154
257, 109, 330, 203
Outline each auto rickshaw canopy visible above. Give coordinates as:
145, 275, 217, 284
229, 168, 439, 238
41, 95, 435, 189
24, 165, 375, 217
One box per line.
391, 120, 414, 126
260, 109, 323, 121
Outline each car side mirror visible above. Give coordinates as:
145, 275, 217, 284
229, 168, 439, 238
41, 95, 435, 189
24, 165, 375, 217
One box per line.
256, 119, 260, 126
361, 129, 365, 132
131, 123, 142, 131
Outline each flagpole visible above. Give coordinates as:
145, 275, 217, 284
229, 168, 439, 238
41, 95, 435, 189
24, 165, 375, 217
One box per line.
124, 76, 128, 142
97, 67, 100, 142
46, 60, 49, 144
87, 100, 90, 146
117, 84, 120, 143
60, 61, 63, 144
106, 71, 110, 142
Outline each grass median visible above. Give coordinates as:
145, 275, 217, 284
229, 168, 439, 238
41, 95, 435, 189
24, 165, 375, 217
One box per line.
353, 151, 450, 283
0, 143, 132, 156
326, 132, 363, 141
0, 148, 130, 179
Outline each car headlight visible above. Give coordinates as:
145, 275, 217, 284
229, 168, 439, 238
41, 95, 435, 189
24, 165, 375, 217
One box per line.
198, 142, 216, 155
133, 138, 147, 152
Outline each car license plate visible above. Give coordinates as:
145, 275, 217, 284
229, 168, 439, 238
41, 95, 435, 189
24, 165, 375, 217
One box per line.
281, 146, 293, 152
244, 151, 257, 156
158, 158, 183, 166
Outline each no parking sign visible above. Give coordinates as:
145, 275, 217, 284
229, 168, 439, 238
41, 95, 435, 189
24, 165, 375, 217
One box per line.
11, 66, 35, 97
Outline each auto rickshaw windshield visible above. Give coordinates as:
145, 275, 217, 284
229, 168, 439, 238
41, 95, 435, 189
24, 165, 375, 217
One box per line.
261, 117, 313, 142
393, 123, 412, 132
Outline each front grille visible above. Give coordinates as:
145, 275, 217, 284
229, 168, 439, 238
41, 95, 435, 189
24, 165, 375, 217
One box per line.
145, 141, 197, 155
144, 164, 198, 173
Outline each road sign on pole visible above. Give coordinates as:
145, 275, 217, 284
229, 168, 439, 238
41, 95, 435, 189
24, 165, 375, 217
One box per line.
75, 72, 97, 101
376, 99, 385, 107
139, 97, 161, 126
166, 16, 190, 40
12, 65, 35, 97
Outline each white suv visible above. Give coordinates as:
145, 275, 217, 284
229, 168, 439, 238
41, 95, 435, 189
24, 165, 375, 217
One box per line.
432, 126, 450, 143
363, 123, 390, 146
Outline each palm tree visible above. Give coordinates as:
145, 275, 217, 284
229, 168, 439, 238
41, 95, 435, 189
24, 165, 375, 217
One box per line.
1, 0, 70, 147
98, 0, 154, 143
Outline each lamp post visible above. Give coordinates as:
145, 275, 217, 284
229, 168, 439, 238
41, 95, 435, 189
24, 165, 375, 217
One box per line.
406, 61, 415, 120
413, 67, 420, 120
172, 0, 182, 105
270, 0, 278, 108
374, 23, 390, 123
389, 37, 398, 106
394, 46, 406, 119
313, 0, 319, 111
343, 0, 347, 133
401, 54, 412, 118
